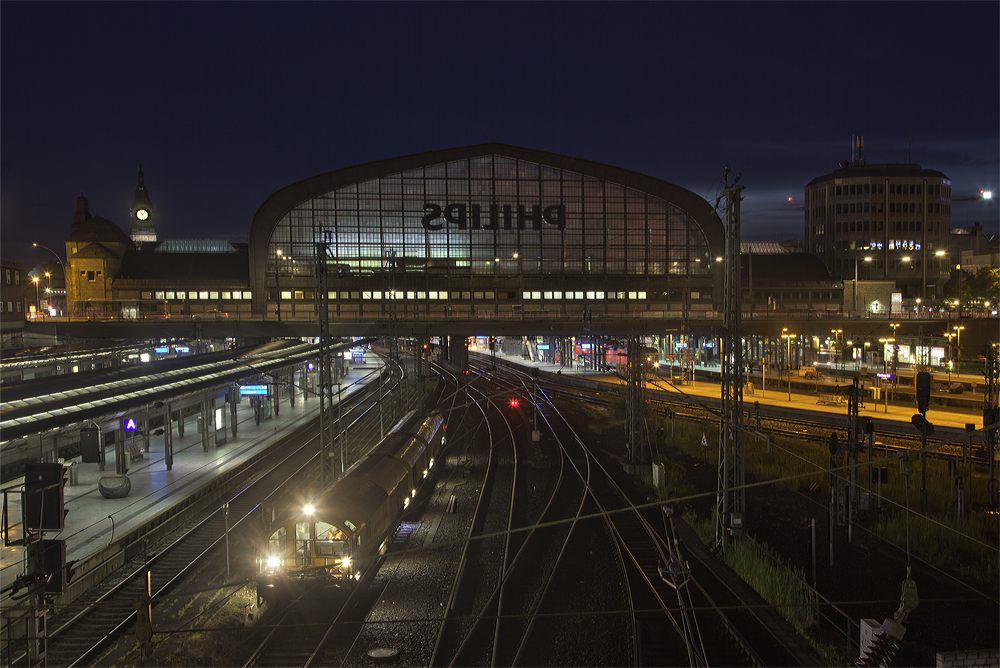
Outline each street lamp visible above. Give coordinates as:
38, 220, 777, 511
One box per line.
943, 331, 954, 382
781, 330, 794, 400
935, 250, 946, 302
31, 276, 39, 316
831, 329, 842, 370
853, 256, 873, 312
32, 243, 65, 314
953, 325, 965, 375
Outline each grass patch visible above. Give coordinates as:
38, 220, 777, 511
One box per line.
722, 538, 818, 634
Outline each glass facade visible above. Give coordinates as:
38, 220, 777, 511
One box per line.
266, 155, 711, 279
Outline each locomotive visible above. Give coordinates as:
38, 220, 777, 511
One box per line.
256, 409, 445, 610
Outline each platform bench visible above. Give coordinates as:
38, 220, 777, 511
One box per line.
125, 441, 144, 461
816, 394, 845, 406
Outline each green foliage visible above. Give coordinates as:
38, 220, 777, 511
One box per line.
943, 266, 999, 305
723, 538, 818, 634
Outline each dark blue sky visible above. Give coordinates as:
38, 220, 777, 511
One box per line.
3, 2, 998, 268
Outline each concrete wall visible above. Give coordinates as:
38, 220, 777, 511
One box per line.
936, 648, 1000, 668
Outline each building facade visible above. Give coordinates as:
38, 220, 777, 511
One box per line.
247, 143, 726, 320
1, 261, 25, 344
803, 160, 952, 301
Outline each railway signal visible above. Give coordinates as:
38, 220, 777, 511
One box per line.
24, 463, 69, 532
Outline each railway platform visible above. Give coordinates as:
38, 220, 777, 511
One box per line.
0, 359, 383, 602
475, 347, 985, 434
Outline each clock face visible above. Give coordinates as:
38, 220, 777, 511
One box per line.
136, 209, 149, 221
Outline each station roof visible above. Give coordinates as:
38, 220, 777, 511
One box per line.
115, 243, 249, 282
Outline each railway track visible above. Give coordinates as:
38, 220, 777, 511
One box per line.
5, 360, 404, 668
484, 360, 803, 666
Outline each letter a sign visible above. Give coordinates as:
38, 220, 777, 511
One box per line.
124, 418, 138, 432
701, 433, 708, 448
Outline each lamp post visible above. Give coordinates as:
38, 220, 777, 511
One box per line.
31, 276, 39, 316
956, 264, 963, 317
781, 330, 794, 401
275, 250, 284, 321
32, 243, 65, 315
935, 250, 946, 303
953, 325, 964, 375
831, 329, 842, 372
944, 331, 954, 382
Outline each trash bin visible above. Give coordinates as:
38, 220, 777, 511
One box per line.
68, 461, 79, 486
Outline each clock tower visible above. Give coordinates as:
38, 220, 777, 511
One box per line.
129, 163, 157, 244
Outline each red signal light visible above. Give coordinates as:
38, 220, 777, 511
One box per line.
509, 398, 520, 408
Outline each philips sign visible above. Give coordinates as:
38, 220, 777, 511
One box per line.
421, 203, 565, 231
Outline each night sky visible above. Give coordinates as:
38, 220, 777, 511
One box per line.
3, 2, 998, 271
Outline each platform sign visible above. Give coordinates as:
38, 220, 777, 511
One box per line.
876, 373, 893, 380
240, 385, 268, 396
154, 347, 169, 354
123, 418, 138, 432
536, 344, 550, 350
174, 346, 190, 353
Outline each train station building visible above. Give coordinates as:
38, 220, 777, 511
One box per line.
247, 143, 728, 321
59, 143, 847, 327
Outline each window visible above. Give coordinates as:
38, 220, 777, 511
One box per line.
14, 272, 19, 285
280, 291, 292, 300
209, 291, 219, 300
6, 302, 11, 312
4, 269, 9, 284
199, 291, 209, 300
16, 302, 21, 312
243, 291, 252, 299
87, 271, 96, 282
294, 291, 304, 300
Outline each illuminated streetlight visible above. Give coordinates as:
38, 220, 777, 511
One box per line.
781, 330, 794, 400
953, 325, 965, 374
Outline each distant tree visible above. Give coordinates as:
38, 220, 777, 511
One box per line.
943, 266, 999, 306
969, 266, 999, 305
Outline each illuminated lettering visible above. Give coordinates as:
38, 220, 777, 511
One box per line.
421, 203, 443, 230
444, 204, 467, 229
421, 203, 565, 231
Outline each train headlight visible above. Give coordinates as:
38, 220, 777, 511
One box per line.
340, 557, 351, 570
266, 556, 281, 569
303, 504, 315, 515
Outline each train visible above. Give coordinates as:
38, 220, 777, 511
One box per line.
255, 409, 446, 611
